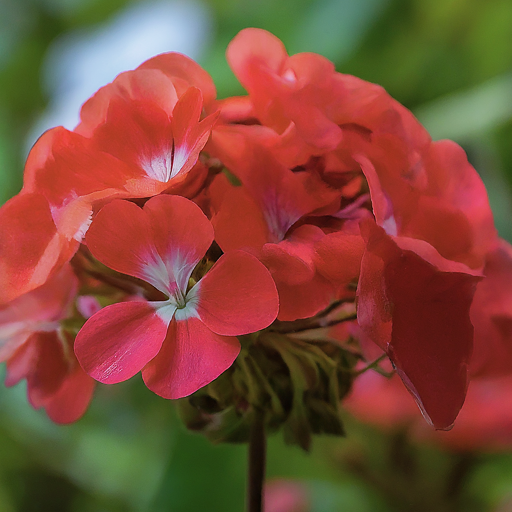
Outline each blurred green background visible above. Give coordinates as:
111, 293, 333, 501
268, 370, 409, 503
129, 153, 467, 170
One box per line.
1, 0, 512, 510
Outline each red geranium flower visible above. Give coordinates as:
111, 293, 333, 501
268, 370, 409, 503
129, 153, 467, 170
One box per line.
0, 264, 95, 423
0, 54, 218, 304
75, 194, 279, 398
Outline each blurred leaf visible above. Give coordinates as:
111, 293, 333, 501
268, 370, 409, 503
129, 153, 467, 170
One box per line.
150, 421, 246, 512
415, 73, 512, 142
289, 0, 389, 62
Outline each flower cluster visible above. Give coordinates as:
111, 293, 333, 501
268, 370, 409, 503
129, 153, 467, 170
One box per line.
0, 28, 504, 432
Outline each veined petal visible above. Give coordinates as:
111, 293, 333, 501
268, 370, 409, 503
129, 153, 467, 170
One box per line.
86, 196, 213, 297
142, 317, 240, 399
85, 199, 160, 286
144, 195, 214, 293
75, 301, 169, 384
196, 250, 279, 336
169, 87, 219, 181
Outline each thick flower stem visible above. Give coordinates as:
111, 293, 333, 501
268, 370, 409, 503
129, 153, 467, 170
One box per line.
247, 409, 266, 512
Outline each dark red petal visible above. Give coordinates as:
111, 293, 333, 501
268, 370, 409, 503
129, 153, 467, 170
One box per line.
75, 301, 169, 384
142, 317, 240, 399
470, 239, 512, 377
196, 251, 279, 336
357, 220, 480, 430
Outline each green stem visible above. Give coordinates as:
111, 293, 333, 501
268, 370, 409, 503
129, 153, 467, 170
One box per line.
247, 409, 266, 512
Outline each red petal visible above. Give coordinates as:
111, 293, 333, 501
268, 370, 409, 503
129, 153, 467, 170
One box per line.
170, 87, 219, 181
75, 301, 169, 384
86, 196, 213, 294
27, 128, 136, 206
85, 199, 156, 282
357, 221, 480, 430
227, 28, 288, 92
470, 239, 512, 377
196, 251, 279, 335
5, 332, 68, 407
44, 361, 96, 424
142, 317, 240, 399
138, 52, 217, 107
0, 193, 75, 303
23, 127, 62, 191
212, 179, 270, 252
274, 272, 335, 321
76, 68, 179, 136
314, 231, 365, 284
144, 195, 214, 292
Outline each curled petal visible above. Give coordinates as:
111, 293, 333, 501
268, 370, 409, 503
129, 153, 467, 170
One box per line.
227, 28, 288, 92
357, 220, 480, 430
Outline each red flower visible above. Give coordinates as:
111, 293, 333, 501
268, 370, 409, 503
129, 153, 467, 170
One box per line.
75, 195, 279, 398
346, 238, 512, 449
0, 54, 218, 304
209, 139, 347, 320
0, 265, 95, 423
211, 28, 497, 429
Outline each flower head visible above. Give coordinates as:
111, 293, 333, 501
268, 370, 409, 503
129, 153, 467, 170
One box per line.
75, 194, 279, 398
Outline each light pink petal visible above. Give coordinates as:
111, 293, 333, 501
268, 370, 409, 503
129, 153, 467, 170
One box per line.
142, 317, 240, 399
75, 301, 169, 384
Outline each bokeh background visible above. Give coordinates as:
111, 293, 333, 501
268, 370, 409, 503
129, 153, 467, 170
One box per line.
1, 0, 512, 510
